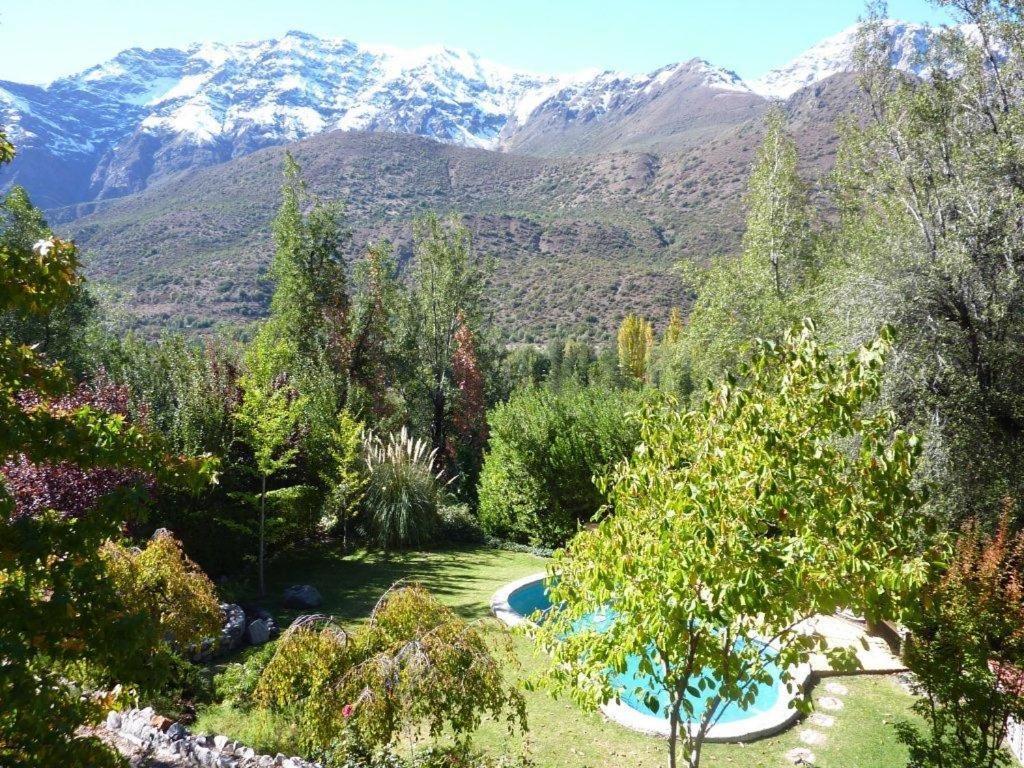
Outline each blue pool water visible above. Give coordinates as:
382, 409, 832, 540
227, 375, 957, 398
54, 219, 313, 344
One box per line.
508, 578, 784, 724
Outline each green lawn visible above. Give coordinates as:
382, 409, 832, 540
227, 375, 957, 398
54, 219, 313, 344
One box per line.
197, 545, 920, 768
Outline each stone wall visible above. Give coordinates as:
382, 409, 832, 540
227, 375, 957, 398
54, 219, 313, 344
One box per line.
105, 706, 321, 768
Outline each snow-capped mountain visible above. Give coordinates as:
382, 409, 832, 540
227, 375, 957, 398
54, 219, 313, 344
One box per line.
749, 20, 962, 99
0, 21, 962, 209
501, 58, 761, 156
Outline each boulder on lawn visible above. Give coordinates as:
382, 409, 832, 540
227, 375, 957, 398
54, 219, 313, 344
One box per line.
247, 618, 270, 646
283, 584, 322, 609
242, 605, 280, 639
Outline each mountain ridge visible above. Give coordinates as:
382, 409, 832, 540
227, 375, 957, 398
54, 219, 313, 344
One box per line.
1, 20, 947, 210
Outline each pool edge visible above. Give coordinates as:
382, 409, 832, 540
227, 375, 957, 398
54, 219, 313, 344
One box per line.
490, 572, 814, 742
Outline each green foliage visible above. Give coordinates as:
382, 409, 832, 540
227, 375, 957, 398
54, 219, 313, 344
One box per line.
672, 108, 820, 385
361, 428, 446, 550
319, 410, 368, 536
535, 323, 935, 768
349, 241, 407, 428
269, 152, 351, 380
896, 512, 1024, 768
827, 3, 1024, 525
403, 213, 492, 475
256, 585, 526, 760
0, 185, 98, 376
237, 325, 304, 593
438, 503, 486, 544
0, 132, 216, 768
216, 643, 278, 708
478, 385, 647, 547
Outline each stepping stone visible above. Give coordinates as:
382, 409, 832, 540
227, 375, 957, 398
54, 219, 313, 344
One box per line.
800, 729, 827, 746
785, 747, 816, 764
809, 713, 835, 728
819, 696, 845, 711
825, 681, 849, 696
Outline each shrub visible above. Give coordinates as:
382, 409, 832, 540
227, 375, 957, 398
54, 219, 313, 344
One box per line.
269, 585, 526, 758
361, 428, 446, 549
263, 484, 323, 551
215, 644, 278, 710
101, 531, 222, 649
478, 385, 648, 547
896, 510, 1024, 768
439, 503, 486, 544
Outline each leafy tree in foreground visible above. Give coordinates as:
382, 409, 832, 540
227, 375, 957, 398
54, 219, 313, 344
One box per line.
896, 510, 1024, 768
0, 132, 215, 768
0, 184, 97, 375
535, 322, 935, 768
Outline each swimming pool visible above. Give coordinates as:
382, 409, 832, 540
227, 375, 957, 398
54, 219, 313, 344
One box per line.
492, 572, 811, 740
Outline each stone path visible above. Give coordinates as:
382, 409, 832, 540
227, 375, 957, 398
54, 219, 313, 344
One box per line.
783, 675, 853, 764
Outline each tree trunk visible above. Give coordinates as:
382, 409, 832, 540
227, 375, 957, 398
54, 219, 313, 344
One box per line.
259, 473, 266, 597
668, 706, 678, 768
430, 384, 446, 461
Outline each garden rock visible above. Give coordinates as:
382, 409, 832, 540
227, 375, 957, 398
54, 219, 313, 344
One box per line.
221, 603, 246, 650
105, 711, 122, 730
247, 618, 270, 645
283, 584, 322, 609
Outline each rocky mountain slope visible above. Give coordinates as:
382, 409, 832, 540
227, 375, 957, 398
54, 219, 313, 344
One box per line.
60, 71, 850, 343
0, 19, 963, 340
1, 20, 952, 211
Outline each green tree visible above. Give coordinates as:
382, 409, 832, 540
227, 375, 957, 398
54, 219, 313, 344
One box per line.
236, 328, 302, 595
0, 185, 97, 375
319, 408, 366, 546
268, 153, 351, 393
535, 323, 934, 768
829, 1, 1024, 524
404, 213, 491, 474
678, 108, 818, 382
617, 313, 654, 381
0, 133, 215, 767
349, 241, 405, 427
478, 384, 648, 546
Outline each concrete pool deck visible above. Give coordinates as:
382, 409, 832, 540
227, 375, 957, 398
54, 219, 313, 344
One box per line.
491, 572, 906, 741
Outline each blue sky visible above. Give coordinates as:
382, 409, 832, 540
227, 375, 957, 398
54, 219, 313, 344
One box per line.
1, 0, 953, 85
